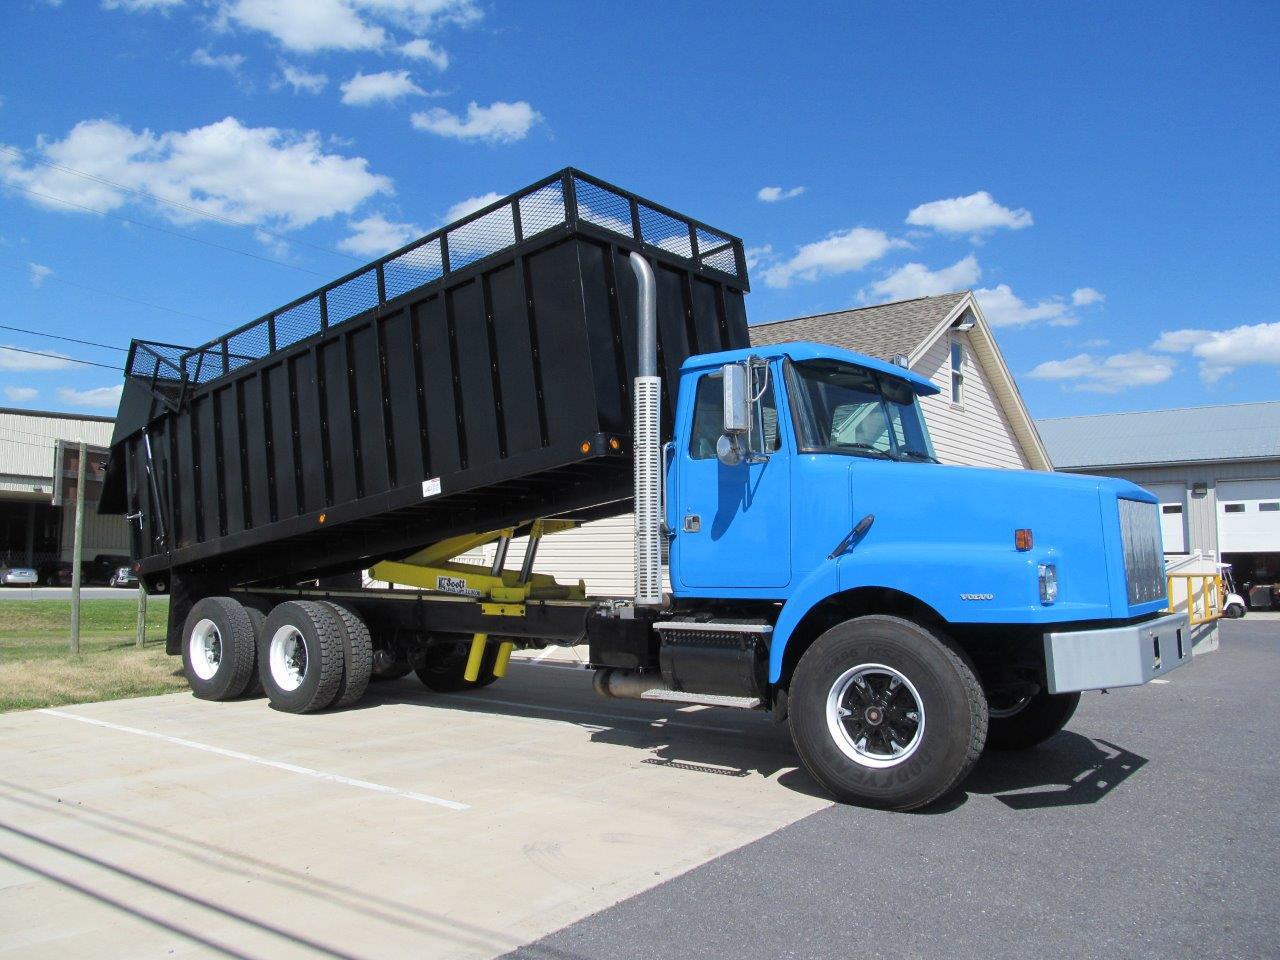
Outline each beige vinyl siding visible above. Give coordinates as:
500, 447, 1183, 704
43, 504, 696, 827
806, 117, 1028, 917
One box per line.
913, 332, 1029, 470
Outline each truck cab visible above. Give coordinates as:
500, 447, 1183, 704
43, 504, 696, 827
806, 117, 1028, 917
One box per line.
590, 340, 1189, 809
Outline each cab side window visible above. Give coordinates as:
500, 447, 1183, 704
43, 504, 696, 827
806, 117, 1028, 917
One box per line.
689, 373, 723, 459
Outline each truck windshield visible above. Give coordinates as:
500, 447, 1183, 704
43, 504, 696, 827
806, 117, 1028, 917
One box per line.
785, 359, 937, 462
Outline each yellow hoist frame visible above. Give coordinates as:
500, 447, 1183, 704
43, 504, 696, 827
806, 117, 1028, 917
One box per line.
369, 519, 586, 682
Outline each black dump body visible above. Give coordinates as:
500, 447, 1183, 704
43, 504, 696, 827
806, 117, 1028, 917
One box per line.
100, 169, 750, 591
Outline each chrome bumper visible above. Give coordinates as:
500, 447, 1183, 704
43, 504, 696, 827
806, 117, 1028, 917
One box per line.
1043, 611, 1191, 694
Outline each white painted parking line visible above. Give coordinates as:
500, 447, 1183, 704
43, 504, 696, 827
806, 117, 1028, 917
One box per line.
1151, 678, 1171, 684
36, 709, 469, 811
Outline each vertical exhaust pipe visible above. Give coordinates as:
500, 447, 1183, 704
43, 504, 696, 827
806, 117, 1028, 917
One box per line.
629, 251, 662, 607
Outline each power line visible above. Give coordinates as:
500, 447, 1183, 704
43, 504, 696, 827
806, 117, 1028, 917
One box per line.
0, 259, 217, 325
0, 344, 121, 372
0, 323, 127, 353
0, 143, 364, 265
4, 183, 327, 277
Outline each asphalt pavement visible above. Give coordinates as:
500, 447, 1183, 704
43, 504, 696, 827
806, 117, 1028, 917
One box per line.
507, 618, 1279, 960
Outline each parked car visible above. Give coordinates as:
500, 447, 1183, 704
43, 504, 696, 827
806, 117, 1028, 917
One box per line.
83, 554, 132, 586
109, 564, 138, 588
0, 563, 39, 586
36, 560, 73, 586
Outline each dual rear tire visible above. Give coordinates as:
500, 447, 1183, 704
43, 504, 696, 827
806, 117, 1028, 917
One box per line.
181, 597, 372, 713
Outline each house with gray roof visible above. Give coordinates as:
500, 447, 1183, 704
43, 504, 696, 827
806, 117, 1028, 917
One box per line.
1038, 401, 1280, 606
751, 291, 1051, 472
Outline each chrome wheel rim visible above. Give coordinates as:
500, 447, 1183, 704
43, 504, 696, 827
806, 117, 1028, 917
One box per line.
188, 618, 222, 681
269, 626, 308, 692
826, 663, 925, 768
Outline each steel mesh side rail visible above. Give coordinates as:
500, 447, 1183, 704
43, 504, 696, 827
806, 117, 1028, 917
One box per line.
160, 168, 748, 390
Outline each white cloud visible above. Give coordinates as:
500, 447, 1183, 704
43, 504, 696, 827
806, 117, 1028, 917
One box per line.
744, 244, 773, 271
340, 69, 426, 105
191, 48, 246, 74
57, 385, 124, 408
757, 186, 804, 203
444, 191, 502, 222
975, 283, 1075, 328
1153, 320, 1280, 384
4, 386, 38, 402
400, 37, 448, 70
0, 117, 392, 231
410, 101, 541, 143
275, 62, 328, 93
1028, 351, 1174, 393
103, 0, 184, 10
906, 191, 1032, 235
869, 254, 980, 302
215, 0, 479, 54
1072, 287, 1105, 307
338, 214, 424, 256
1082, 338, 1110, 349
0, 346, 72, 371
28, 263, 54, 288
761, 228, 907, 289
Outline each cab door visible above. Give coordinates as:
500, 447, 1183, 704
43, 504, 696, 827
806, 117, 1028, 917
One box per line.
674, 364, 791, 591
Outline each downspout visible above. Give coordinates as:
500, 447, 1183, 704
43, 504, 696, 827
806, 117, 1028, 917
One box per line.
629, 251, 662, 607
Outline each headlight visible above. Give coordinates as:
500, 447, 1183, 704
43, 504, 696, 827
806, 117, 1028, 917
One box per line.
1038, 563, 1058, 604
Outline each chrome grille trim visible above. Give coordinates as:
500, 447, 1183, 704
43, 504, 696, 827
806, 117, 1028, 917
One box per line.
1119, 499, 1164, 606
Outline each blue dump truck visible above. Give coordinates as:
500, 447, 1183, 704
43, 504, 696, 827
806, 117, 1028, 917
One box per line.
101, 170, 1190, 810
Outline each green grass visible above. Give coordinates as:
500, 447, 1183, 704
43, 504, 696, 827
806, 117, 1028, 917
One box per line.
0, 599, 187, 713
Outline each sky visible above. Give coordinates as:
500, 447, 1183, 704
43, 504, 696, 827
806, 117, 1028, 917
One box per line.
0, 0, 1276, 422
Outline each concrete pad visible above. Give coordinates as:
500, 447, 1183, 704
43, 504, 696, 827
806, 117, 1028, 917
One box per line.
0, 663, 828, 958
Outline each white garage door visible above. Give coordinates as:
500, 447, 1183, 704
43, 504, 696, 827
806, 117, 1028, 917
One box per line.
1143, 482, 1188, 553
1217, 478, 1280, 553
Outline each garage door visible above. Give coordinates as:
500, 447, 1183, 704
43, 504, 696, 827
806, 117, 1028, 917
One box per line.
1143, 482, 1188, 553
1217, 478, 1280, 553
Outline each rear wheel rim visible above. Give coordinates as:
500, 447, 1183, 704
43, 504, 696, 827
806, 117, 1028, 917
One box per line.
826, 663, 925, 768
269, 626, 308, 692
188, 618, 222, 681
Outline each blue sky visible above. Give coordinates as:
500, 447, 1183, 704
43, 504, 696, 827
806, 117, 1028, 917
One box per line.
0, 0, 1276, 419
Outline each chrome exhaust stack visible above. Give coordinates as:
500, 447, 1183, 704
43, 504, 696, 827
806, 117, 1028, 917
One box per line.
629, 251, 663, 608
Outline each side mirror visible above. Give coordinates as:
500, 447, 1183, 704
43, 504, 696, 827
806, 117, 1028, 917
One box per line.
721, 363, 749, 435
715, 433, 743, 467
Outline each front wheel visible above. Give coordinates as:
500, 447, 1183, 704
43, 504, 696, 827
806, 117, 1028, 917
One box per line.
986, 688, 1080, 750
789, 616, 987, 811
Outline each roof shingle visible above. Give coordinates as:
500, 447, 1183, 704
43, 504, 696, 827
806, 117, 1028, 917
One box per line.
748, 292, 969, 359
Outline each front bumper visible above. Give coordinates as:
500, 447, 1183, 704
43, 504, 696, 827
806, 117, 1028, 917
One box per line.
1043, 610, 1191, 694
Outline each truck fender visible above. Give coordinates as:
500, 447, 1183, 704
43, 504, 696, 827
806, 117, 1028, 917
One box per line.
768, 560, 842, 684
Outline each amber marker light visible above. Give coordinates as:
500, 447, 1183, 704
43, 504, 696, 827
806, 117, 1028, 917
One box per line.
1015, 528, 1033, 551
580, 441, 591, 453
318, 513, 327, 525
609, 438, 621, 450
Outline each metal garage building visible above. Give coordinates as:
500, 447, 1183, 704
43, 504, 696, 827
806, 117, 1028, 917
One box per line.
1038, 401, 1280, 606
0, 408, 130, 575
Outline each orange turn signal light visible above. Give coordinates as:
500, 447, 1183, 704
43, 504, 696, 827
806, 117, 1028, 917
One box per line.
1015, 528, 1033, 551
318, 513, 327, 525
580, 441, 591, 454
608, 437, 621, 450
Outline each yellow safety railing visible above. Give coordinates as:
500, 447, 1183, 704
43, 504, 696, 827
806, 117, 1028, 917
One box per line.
1166, 573, 1223, 626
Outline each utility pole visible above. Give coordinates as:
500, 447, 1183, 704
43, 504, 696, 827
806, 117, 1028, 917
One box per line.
69, 440, 86, 655
136, 582, 147, 648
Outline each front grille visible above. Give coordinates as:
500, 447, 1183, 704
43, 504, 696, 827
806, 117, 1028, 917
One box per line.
1119, 499, 1165, 605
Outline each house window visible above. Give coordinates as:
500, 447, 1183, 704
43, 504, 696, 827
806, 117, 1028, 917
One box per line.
950, 337, 965, 407
1161, 504, 1182, 515
1260, 502, 1279, 512
1223, 503, 1245, 513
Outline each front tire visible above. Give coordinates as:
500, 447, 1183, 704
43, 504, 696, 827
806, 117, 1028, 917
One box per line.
789, 616, 987, 811
986, 688, 1079, 750
259, 601, 345, 713
182, 597, 258, 701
